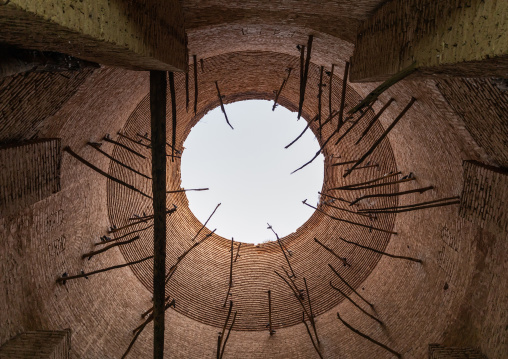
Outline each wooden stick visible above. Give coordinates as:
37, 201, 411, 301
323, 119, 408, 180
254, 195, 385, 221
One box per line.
302, 315, 323, 359
87, 142, 151, 180
328, 264, 374, 308
234, 243, 241, 263
344, 97, 416, 178
285, 115, 318, 149
216, 334, 221, 359
337, 236, 421, 263
95, 224, 153, 246
349, 62, 416, 115
223, 238, 234, 307
191, 203, 221, 241
56, 255, 153, 283
291, 127, 338, 174
359, 196, 460, 212
274, 271, 313, 321
219, 311, 237, 359
298, 35, 313, 119
135, 133, 181, 154
334, 102, 373, 146
103, 135, 147, 159
185, 70, 189, 113
322, 201, 373, 218
303, 277, 320, 344
337, 312, 401, 358
64, 147, 151, 199
193, 55, 198, 115
303, 200, 397, 235
314, 238, 350, 267
273, 68, 292, 111
331, 172, 402, 190
83, 235, 140, 259
338, 177, 416, 191
336, 61, 350, 132
117, 132, 150, 149
347, 163, 379, 171
330, 281, 383, 325
166, 188, 209, 193
328, 64, 335, 118
361, 199, 461, 214
218, 300, 233, 359
268, 290, 274, 335
318, 192, 353, 205
318, 66, 324, 140
150, 70, 167, 359
215, 81, 234, 130
141, 295, 175, 319
350, 186, 434, 206
169, 72, 177, 162
299, 44, 305, 117
355, 98, 395, 146
332, 159, 359, 167
268, 223, 296, 278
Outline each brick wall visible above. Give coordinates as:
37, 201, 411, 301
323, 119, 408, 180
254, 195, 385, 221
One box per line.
0, 330, 70, 359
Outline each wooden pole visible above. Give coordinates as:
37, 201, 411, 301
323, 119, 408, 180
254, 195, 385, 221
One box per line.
359, 196, 460, 213
83, 235, 140, 259
167, 188, 209, 193
169, 72, 177, 162
223, 238, 235, 307
334, 102, 374, 146
273, 68, 292, 111
268, 223, 296, 278
234, 243, 241, 263
302, 316, 323, 359
215, 81, 234, 130
337, 312, 401, 358
298, 35, 313, 119
322, 201, 373, 219
87, 142, 151, 179
303, 200, 397, 235
185, 70, 189, 113
299, 44, 305, 117
330, 172, 401, 191
355, 98, 395, 146
150, 70, 167, 359
330, 281, 383, 325
314, 238, 350, 267
218, 301, 233, 359
135, 132, 181, 154
274, 271, 313, 322
191, 203, 221, 241
344, 97, 416, 178
219, 311, 237, 359
318, 192, 354, 205
291, 126, 339, 174
103, 135, 147, 159
193, 55, 198, 115
336, 177, 415, 191
64, 147, 151, 199
95, 224, 153, 246
303, 277, 320, 344
56, 255, 153, 283
350, 186, 434, 206
328, 64, 335, 117
337, 236, 421, 263
332, 159, 360, 167
336, 61, 350, 133
317, 66, 324, 140
117, 132, 150, 149
285, 115, 318, 149
268, 290, 274, 335
328, 264, 374, 308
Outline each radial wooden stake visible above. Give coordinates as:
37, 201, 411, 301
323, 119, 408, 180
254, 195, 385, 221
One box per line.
318, 66, 324, 140
185, 70, 189, 112
303, 200, 397, 235
298, 35, 313, 119
285, 115, 318, 149
103, 135, 147, 159
291, 126, 339, 174
169, 72, 177, 162
334, 102, 374, 146
268, 290, 274, 335
318, 192, 354, 205
273, 68, 292, 111
337, 312, 401, 358
83, 235, 140, 259
349, 62, 416, 115
193, 55, 198, 115
165, 229, 216, 284
322, 201, 373, 219
328, 64, 335, 117
332, 159, 360, 167
336, 61, 350, 133
359, 196, 460, 214
344, 97, 417, 178
64, 147, 152, 199
191, 203, 221, 241
350, 186, 434, 206
135, 133, 181, 154
87, 142, 151, 179
331, 171, 401, 191
330, 281, 383, 325
339, 177, 416, 191
223, 238, 235, 307
150, 70, 167, 359
274, 271, 313, 323
314, 238, 350, 267
303, 277, 320, 344
215, 81, 234, 130
347, 163, 379, 172
302, 315, 323, 359
355, 98, 394, 146
117, 132, 150, 149
219, 311, 237, 359
141, 296, 175, 320
234, 243, 241, 263
299, 44, 305, 115
218, 301, 233, 359
328, 264, 374, 308
167, 188, 209, 193
56, 255, 153, 283
95, 224, 153, 246
268, 223, 296, 278
338, 236, 421, 263
109, 208, 176, 234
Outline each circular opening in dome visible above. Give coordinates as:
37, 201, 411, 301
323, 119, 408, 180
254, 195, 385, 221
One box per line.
181, 100, 324, 244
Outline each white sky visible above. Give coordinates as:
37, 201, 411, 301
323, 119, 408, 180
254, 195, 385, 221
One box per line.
180, 100, 324, 244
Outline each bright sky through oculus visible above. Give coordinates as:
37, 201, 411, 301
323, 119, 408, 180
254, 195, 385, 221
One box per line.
180, 100, 324, 244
